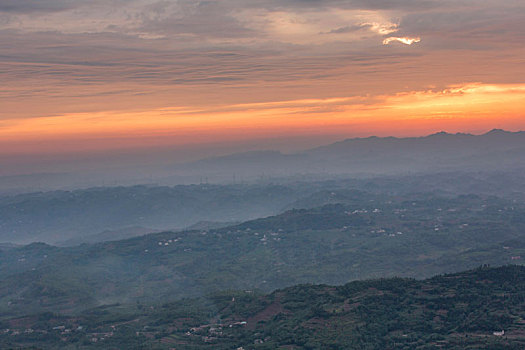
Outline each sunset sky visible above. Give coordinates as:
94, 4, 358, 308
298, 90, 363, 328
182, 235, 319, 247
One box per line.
1, 0, 525, 174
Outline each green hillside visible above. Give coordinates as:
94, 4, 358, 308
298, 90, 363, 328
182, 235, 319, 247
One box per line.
1, 265, 523, 349
0, 191, 523, 318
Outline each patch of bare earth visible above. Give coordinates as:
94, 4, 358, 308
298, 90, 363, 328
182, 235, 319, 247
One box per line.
246, 297, 287, 330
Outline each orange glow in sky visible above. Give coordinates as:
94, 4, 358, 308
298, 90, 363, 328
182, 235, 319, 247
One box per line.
1, 83, 524, 155
1, 0, 525, 169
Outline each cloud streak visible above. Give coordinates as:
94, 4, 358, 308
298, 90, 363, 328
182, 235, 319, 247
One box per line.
0, 0, 524, 168
383, 36, 421, 45
2, 83, 525, 155
0, 0, 78, 13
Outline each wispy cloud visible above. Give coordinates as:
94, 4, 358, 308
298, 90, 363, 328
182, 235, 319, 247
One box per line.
0, 0, 79, 13
324, 21, 398, 35
2, 83, 525, 155
0, 0, 524, 138
365, 22, 399, 35
383, 36, 421, 45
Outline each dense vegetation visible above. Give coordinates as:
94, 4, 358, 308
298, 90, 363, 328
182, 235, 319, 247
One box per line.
0, 265, 523, 349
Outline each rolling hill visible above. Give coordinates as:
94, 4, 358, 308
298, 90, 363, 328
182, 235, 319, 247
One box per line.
1, 265, 523, 349
0, 191, 523, 319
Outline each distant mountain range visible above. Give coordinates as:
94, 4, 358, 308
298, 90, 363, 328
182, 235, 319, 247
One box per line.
1, 129, 524, 193
173, 129, 525, 179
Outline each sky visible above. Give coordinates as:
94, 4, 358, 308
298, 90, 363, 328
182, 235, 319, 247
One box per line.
1, 0, 525, 175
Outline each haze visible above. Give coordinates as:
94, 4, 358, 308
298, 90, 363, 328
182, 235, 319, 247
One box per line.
1, 3, 525, 347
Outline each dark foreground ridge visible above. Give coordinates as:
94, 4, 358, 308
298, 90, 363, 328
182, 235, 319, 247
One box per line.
1, 265, 524, 349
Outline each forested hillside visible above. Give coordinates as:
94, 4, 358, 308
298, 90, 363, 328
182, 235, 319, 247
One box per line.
1, 191, 523, 318
1, 265, 523, 349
